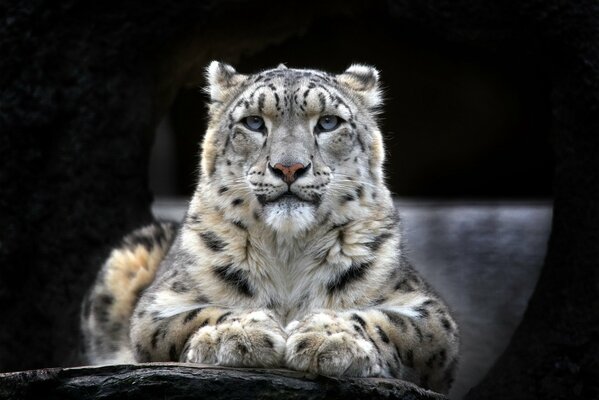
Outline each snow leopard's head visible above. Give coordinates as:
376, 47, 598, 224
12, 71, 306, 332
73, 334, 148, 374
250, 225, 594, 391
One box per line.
199, 61, 386, 235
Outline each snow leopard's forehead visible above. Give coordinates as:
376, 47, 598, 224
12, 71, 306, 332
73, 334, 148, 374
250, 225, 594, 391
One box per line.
254, 66, 332, 82
206, 62, 382, 114
224, 67, 361, 123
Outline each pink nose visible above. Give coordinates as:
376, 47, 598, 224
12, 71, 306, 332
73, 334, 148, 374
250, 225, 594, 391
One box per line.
270, 162, 307, 184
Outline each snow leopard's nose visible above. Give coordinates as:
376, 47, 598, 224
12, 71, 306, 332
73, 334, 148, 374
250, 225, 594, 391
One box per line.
269, 162, 311, 184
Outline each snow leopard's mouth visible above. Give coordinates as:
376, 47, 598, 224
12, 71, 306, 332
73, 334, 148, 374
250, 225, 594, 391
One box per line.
278, 192, 304, 202
258, 190, 319, 206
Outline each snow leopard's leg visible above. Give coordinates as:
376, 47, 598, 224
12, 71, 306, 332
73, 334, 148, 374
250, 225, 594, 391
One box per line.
131, 305, 287, 367
285, 267, 459, 394
80, 222, 177, 364
128, 255, 287, 367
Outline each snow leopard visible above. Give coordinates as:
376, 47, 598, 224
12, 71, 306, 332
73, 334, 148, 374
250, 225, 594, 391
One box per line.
81, 61, 459, 394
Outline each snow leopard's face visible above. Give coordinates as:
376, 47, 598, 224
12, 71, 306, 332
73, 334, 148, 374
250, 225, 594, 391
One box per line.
200, 62, 385, 235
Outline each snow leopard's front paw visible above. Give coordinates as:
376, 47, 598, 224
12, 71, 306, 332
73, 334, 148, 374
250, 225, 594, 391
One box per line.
285, 311, 384, 377
181, 310, 286, 368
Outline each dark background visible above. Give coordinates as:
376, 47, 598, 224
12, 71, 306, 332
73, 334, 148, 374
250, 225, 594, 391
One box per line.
155, 12, 553, 198
1, 1, 597, 399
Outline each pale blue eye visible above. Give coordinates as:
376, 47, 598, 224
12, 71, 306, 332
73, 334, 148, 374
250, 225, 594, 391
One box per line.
244, 116, 265, 131
317, 115, 340, 132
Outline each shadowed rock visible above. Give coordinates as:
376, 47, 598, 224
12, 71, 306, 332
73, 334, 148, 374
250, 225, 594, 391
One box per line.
0, 364, 446, 400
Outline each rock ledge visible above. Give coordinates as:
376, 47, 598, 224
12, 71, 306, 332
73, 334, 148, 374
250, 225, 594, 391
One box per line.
0, 363, 446, 400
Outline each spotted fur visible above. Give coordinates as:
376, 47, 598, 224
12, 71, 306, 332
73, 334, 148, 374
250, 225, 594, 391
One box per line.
81, 62, 459, 394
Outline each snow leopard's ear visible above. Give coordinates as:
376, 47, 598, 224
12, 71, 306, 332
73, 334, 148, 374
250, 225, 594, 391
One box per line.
205, 61, 247, 103
337, 64, 382, 109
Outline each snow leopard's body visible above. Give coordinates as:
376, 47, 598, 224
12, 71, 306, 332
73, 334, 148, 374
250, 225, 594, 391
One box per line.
81, 62, 459, 393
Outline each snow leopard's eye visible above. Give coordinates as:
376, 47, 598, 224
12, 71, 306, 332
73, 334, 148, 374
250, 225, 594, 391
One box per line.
316, 115, 341, 132
243, 116, 265, 132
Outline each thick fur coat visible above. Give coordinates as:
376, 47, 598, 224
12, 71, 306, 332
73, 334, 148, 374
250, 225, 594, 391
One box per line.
82, 62, 459, 394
